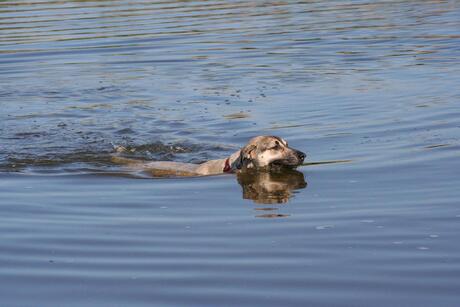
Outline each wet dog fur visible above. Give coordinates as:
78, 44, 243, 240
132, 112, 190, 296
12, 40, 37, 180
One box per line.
112, 136, 306, 177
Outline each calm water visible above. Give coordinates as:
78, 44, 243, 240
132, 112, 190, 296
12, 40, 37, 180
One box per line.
1, 0, 460, 306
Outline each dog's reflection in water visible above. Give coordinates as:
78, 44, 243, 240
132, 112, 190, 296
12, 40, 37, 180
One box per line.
236, 169, 307, 217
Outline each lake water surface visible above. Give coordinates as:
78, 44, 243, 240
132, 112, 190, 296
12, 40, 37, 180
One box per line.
1, 1, 460, 306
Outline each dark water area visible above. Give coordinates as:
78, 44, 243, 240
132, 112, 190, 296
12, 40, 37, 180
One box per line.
1, 1, 460, 306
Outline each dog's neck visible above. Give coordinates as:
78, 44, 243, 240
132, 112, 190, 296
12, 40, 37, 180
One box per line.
195, 150, 243, 175
223, 150, 241, 173
223, 158, 232, 173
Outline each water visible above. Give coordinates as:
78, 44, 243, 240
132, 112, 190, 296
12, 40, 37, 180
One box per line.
1, 0, 460, 306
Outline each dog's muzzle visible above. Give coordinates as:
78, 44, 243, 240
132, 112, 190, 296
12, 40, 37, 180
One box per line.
296, 150, 306, 162
270, 149, 306, 169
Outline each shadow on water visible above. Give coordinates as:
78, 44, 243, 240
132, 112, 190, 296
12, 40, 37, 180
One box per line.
236, 168, 307, 206
96, 167, 309, 214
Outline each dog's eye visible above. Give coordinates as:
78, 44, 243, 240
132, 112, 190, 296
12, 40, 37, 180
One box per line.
269, 141, 281, 150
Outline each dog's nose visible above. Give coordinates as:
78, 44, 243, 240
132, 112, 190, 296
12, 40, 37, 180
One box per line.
296, 150, 306, 161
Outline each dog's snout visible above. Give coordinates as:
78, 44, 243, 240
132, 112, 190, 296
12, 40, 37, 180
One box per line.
296, 150, 306, 161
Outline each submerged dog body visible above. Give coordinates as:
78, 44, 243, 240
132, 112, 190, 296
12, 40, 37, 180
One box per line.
112, 136, 306, 177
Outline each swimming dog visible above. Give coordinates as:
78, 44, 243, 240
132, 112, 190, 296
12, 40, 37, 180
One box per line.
112, 136, 306, 177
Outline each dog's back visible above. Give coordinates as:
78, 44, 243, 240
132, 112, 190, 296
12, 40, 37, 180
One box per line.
111, 156, 200, 177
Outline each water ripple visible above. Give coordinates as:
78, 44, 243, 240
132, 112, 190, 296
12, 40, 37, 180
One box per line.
1, 1, 460, 306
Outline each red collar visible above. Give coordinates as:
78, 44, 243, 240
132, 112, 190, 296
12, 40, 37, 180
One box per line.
223, 158, 232, 173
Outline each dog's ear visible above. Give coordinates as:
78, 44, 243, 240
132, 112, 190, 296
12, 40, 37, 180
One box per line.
235, 144, 256, 169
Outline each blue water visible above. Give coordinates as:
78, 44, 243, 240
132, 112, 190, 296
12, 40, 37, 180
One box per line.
1, 1, 460, 306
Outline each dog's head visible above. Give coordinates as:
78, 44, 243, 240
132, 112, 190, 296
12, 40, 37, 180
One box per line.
236, 136, 306, 170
